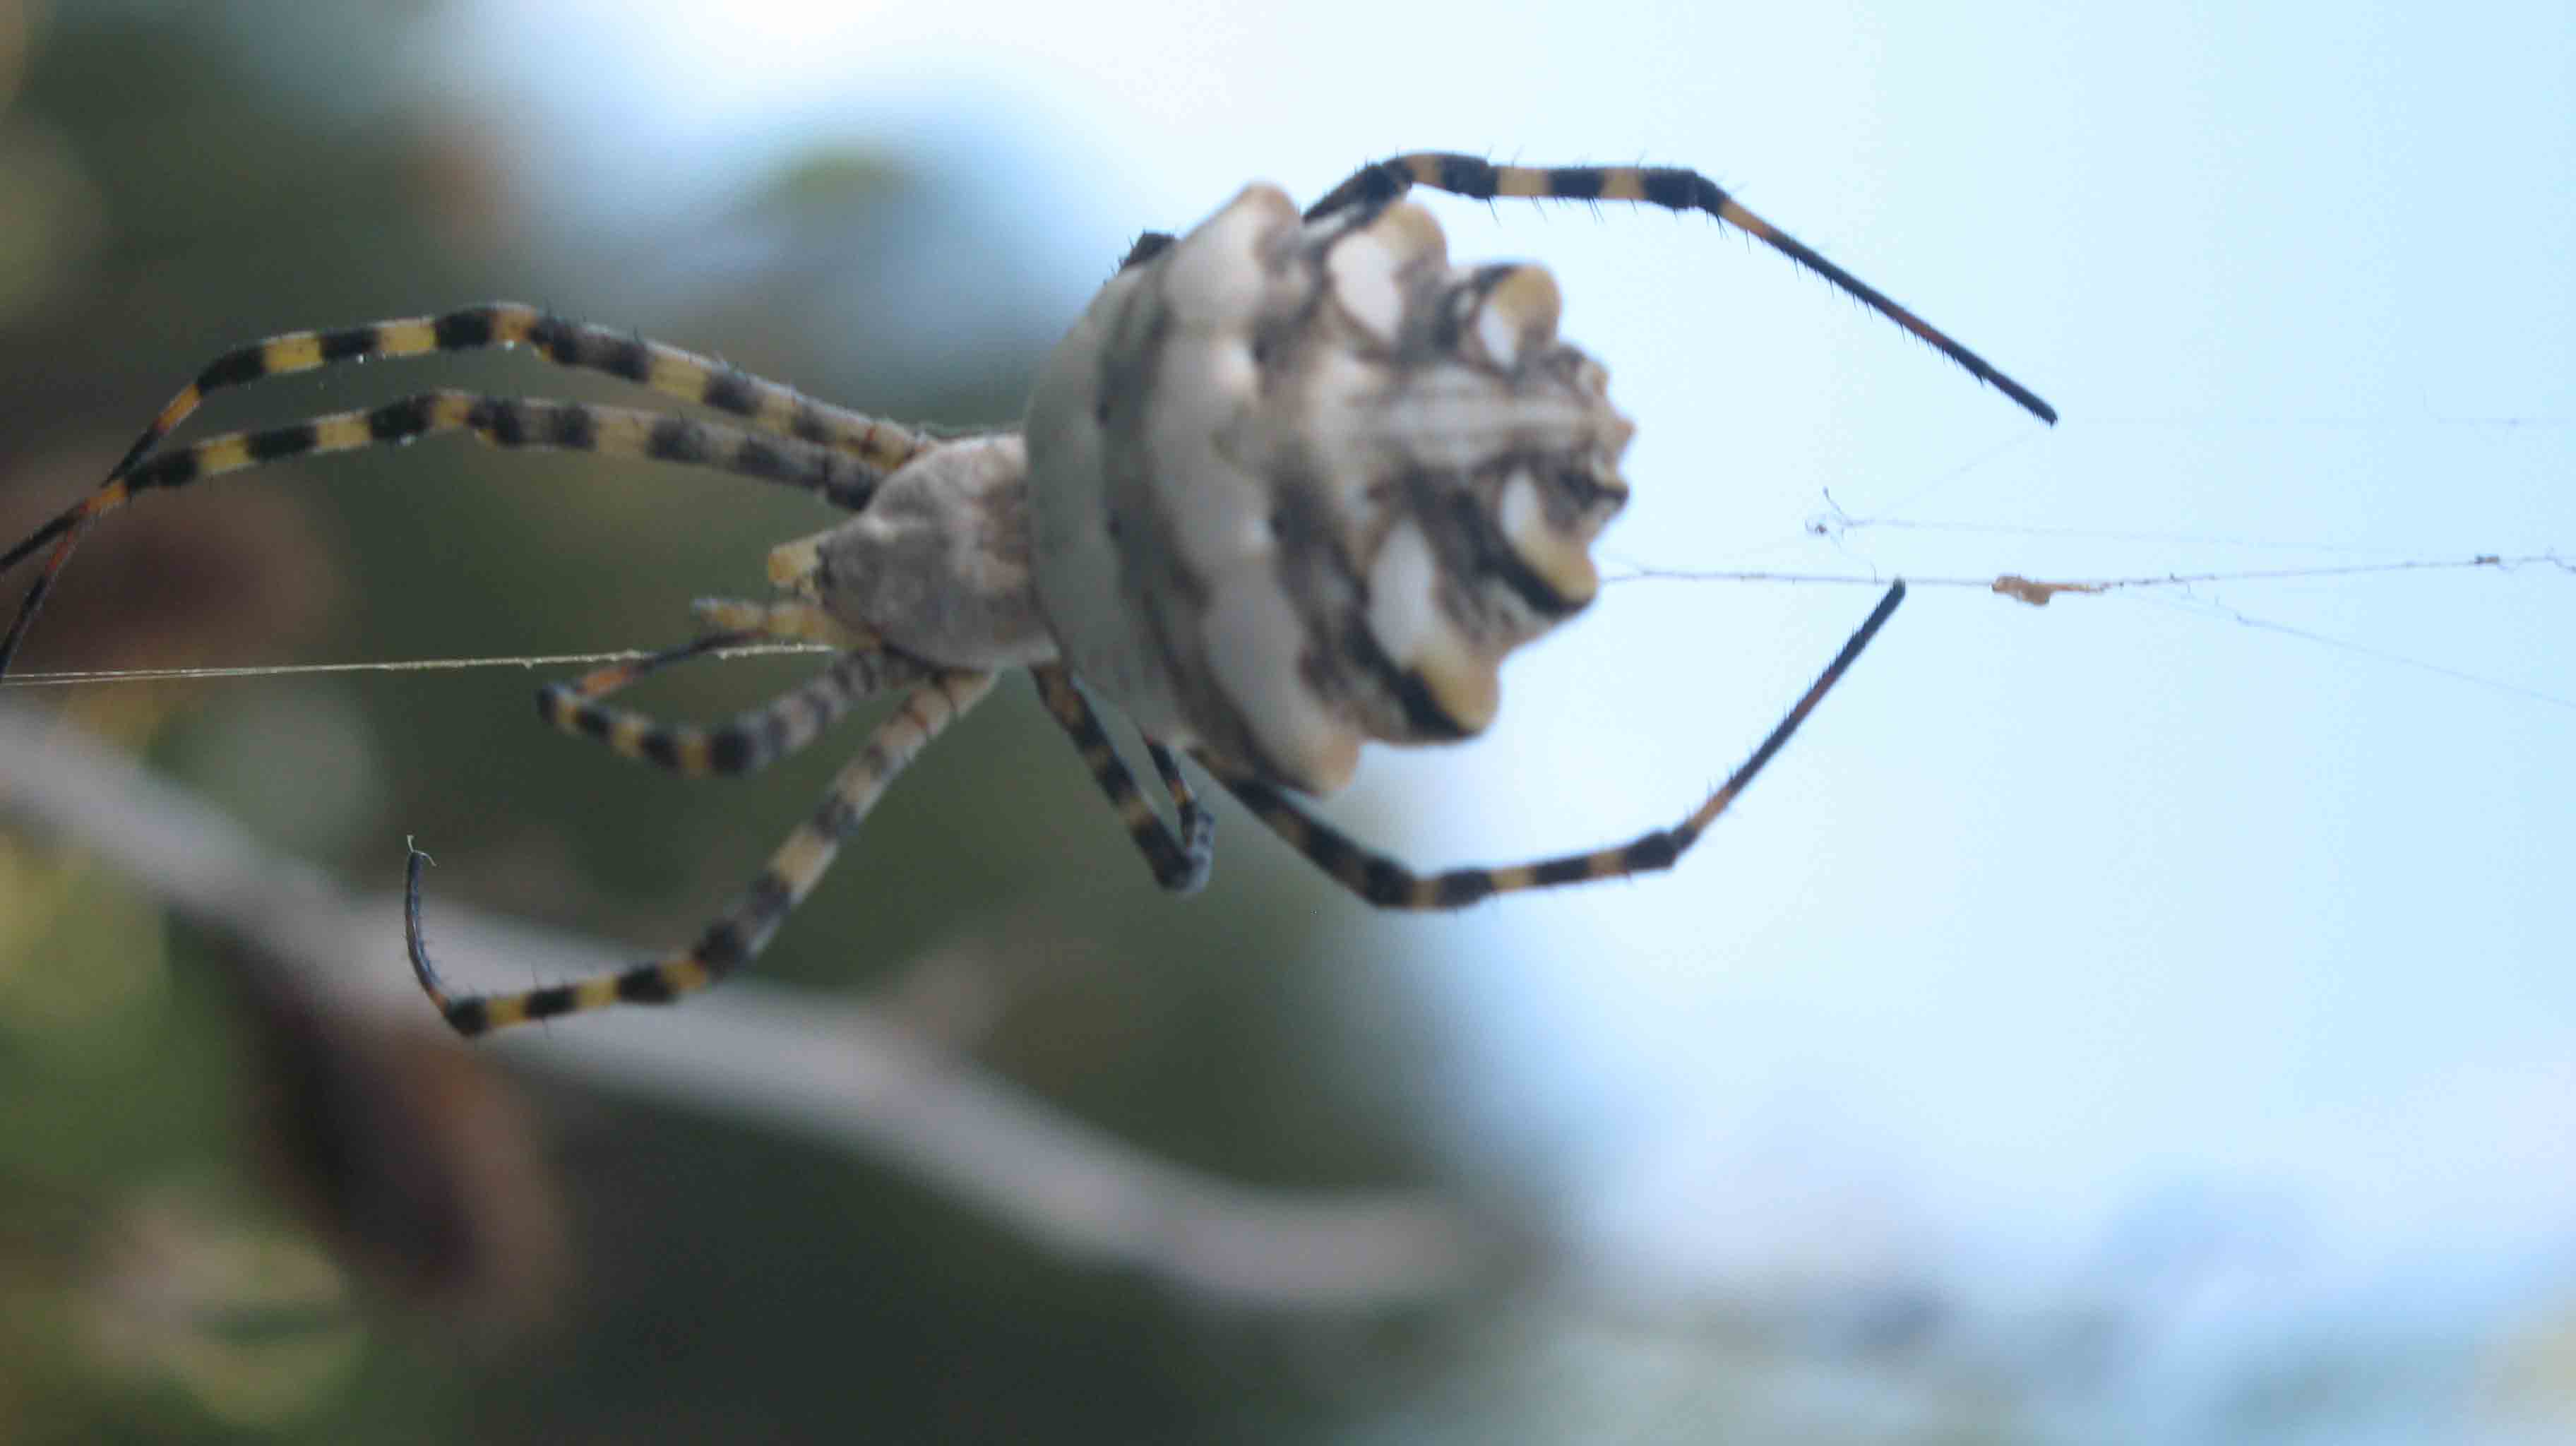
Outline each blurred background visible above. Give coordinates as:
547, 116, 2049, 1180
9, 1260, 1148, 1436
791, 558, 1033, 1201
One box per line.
1, 1, 2570, 1440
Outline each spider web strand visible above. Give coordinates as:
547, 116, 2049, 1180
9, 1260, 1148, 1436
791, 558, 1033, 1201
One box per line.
0, 643, 835, 688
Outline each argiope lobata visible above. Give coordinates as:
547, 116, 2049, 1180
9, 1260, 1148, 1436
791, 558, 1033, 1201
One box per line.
0, 153, 2053, 1038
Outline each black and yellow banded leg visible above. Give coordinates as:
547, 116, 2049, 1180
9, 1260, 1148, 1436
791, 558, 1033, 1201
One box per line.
1032, 665, 1215, 893
0, 510, 95, 686
539, 639, 931, 779
1144, 739, 1215, 882
544, 628, 761, 705
542, 596, 888, 719
1212, 581, 1907, 910
688, 597, 874, 650
407, 669, 996, 1036
1306, 153, 2055, 426
0, 392, 888, 678
102, 301, 931, 486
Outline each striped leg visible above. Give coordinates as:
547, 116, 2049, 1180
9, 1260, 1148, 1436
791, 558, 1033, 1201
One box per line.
1032, 665, 1215, 892
686, 597, 873, 647
0, 510, 97, 685
101, 301, 931, 485
1306, 154, 2056, 425
1212, 582, 1906, 909
0, 392, 899, 677
1145, 741, 1215, 881
407, 669, 996, 1036
539, 637, 930, 779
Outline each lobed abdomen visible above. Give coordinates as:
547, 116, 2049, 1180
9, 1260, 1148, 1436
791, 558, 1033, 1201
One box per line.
1025, 184, 1633, 796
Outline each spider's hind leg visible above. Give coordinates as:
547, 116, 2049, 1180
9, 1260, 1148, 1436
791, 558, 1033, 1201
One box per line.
1211, 582, 1905, 909
1306, 153, 2054, 424
1033, 665, 1215, 893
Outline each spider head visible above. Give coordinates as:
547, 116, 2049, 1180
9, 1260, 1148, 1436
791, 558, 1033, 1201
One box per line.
1025, 184, 1633, 796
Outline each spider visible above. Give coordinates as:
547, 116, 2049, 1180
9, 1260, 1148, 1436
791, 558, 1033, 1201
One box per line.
0, 153, 2053, 1037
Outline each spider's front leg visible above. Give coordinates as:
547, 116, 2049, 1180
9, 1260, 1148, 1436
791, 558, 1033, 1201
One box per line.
407, 669, 998, 1036
0, 392, 897, 679
1212, 582, 1905, 909
101, 301, 932, 489
535, 600, 922, 779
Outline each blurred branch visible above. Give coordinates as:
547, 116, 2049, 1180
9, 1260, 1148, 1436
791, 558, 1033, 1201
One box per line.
0, 704, 1488, 1310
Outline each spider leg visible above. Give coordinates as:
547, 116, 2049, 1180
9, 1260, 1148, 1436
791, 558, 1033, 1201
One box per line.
0, 392, 895, 678
1144, 741, 1215, 877
1032, 665, 1215, 892
539, 633, 931, 779
1209, 581, 1904, 909
1306, 153, 2055, 425
0, 509, 97, 687
554, 597, 882, 715
100, 302, 930, 486
407, 669, 996, 1036
686, 597, 869, 645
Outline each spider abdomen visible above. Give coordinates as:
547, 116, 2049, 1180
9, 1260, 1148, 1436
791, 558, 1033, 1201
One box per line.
1026, 184, 1632, 796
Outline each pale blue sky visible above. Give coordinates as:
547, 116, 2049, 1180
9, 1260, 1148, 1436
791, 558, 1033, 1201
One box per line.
448, 0, 2574, 1356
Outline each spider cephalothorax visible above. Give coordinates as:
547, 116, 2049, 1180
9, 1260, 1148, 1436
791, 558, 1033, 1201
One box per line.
0, 153, 2053, 1036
